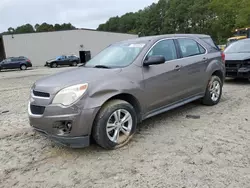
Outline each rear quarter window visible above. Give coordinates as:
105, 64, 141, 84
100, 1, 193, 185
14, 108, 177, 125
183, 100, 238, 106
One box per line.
177, 38, 206, 57
200, 37, 219, 50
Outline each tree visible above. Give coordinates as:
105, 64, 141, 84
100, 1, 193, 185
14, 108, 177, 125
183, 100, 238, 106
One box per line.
34, 24, 40, 31
36, 23, 54, 32
2, 23, 77, 35
15, 24, 35, 34
8, 27, 15, 33
96, 0, 250, 43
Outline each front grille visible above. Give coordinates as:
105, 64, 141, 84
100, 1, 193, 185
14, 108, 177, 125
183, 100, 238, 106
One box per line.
30, 105, 45, 115
33, 90, 50, 98
225, 60, 242, 68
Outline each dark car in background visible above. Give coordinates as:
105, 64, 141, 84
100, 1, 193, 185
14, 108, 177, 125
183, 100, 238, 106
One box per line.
0, 56, 32, 71
224, 39, 250, 79
45, 55, 80, 68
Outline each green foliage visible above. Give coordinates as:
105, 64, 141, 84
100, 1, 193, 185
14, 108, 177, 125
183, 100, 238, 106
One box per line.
2, 23, 76, 35
36, 23, 54, 32
97, 0, 250, 43
15, 24, 35, 33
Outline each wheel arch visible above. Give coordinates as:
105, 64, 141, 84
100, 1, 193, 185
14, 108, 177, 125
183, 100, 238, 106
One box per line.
211, 70, 224, 84
90, 93, 143, 136
20, 63, 27, 69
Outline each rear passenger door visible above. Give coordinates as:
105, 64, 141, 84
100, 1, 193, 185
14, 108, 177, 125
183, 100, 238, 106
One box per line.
13, 58, 22, 68
175, 38, 208, 97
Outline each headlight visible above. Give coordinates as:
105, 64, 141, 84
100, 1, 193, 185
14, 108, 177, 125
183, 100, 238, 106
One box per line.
52, 83, 88, 106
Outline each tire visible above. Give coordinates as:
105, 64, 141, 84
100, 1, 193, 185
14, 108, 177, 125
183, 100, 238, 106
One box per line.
202, 75, 222, 106
72, 61, 77, 66
20, 64, 27, 70
93, 100, 137, 150
51, 62, 57, 68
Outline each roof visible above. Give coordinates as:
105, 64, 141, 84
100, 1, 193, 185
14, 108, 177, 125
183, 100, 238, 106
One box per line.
116, 33, 211, 44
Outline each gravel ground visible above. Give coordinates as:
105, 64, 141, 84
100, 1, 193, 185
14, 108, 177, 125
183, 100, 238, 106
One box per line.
0, 67, 250, 188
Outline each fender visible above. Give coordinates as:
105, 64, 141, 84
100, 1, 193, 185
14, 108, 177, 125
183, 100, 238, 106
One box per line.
83, 77, 145, 110
204, 57, 225, 88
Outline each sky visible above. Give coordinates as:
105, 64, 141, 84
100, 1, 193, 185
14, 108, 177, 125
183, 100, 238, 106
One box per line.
0, 0, 158, 32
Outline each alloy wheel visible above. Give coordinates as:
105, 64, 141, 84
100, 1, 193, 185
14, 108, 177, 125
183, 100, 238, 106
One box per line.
209, 80, 221, 102
106, 109, 133, 144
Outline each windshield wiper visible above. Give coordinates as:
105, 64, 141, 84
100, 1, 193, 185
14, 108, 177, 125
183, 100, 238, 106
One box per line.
94, 65, 111, 69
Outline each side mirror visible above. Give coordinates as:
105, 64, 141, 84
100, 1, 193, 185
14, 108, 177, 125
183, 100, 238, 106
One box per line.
143, 55, 166, 66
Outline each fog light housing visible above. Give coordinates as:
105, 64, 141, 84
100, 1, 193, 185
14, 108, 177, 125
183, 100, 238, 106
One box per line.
53, 121, 73, 135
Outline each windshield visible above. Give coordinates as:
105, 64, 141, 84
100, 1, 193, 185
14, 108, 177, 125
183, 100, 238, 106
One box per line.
224, 40, 250, 53
84, 43, 146, 68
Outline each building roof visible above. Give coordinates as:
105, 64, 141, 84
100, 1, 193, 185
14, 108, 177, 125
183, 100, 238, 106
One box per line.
0, 28, 138, 37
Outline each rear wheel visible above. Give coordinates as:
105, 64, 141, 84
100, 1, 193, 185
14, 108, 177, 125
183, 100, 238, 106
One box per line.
20, 64, 27, 70
93, 100, 137, 150
202, 75, 222, 106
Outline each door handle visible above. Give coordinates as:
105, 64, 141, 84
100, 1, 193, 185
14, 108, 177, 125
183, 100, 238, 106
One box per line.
174, 65, 182, 71
202, 57, 208, 62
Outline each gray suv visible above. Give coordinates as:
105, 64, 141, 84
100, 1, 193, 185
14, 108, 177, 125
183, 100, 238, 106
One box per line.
28, 34, 225, 150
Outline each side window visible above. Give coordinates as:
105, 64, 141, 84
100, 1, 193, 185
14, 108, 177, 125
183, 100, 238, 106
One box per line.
11, 58, 17, 62
178, 38, 206, 57
198, 44, 206, 54
6, 59, 11, 63
147, 39, 177, 62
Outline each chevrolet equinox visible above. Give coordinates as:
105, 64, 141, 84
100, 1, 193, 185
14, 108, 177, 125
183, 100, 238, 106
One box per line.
28, 34, 225, 150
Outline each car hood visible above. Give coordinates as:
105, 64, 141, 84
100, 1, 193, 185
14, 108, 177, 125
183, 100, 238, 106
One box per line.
225, 53, 250, 61
46, 58, 56, 63
33, 67, 122, 94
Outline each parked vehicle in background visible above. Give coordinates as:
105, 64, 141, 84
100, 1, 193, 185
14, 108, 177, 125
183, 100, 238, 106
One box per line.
28, 34, 225, 150
226, 27, 250, 47
224, 38, 250, 79
45, 55, 80, 68
0, 56, 32, 71
218, 45, 226, 51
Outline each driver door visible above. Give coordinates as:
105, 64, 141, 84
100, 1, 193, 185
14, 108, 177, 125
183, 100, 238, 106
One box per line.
142, 39, 185, 114
2, 58, 12, 69
57, 56, 66, 65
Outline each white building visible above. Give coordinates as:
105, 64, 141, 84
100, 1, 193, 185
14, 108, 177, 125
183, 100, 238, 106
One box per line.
0, 29, 138, 66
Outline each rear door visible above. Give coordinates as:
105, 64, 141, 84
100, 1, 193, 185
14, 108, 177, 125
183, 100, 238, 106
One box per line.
13, 58, 22, 68
175, 37, 208, 98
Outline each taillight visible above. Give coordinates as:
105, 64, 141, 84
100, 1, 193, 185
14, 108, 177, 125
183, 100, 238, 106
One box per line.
221, 52, 225, 63
27, 59, 31, 63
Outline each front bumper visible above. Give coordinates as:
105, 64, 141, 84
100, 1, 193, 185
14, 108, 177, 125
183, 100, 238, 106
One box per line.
44, 62, 49, 67
28, 101, 100, 148
33, 127, 90, 148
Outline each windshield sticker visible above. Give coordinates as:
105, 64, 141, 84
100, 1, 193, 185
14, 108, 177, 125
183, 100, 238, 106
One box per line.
128, 43, 145, 48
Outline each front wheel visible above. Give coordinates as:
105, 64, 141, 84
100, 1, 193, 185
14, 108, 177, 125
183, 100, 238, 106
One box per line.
93, 100, 137, 150
51, 62, 57, 68
202, 75, 222, 106
72, 61, 77, 66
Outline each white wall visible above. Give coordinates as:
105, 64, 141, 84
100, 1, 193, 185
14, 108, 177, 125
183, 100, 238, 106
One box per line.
3, 30, 138, 66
